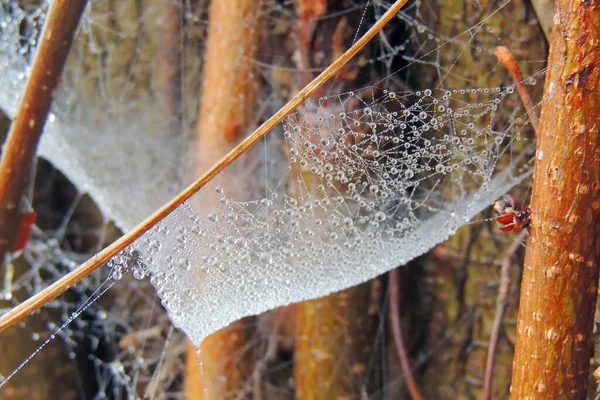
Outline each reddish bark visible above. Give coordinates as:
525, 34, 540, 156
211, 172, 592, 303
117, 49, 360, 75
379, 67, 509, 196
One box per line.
510, 1, 600, 398
0, 0, 88, 261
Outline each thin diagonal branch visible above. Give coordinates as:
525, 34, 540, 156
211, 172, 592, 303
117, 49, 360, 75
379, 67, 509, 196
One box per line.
495, 46, 540, 134
0, 0, 410, 333
389, 268, 425, 400
0, 0, 89, 260
483, 230, 528, 400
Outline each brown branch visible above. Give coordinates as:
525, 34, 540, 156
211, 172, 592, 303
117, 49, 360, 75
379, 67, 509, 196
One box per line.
389, 268, 425, 400
0, 0, 410, 334
290, 4, 381, 397
484, 46, 539, 399
293, 278, 381, 397
510, 0, 600, 398
0, 0, 89, 260
185, 0, 261, 397
156, 0, 183, 140
495, 46, 540, 134
483, 230, 528, 400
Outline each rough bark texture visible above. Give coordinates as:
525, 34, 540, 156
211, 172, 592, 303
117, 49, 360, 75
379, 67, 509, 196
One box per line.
185, 0, 261, 398
510, 1, 600, 398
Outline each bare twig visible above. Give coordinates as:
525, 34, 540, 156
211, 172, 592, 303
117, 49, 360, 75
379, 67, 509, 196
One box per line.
484, 46, 540, 399
483, 229, 528, 400
0, 1, 89, 261
0, 0, 410, 333
389, 268, 425, 400
495, 46, 540, 134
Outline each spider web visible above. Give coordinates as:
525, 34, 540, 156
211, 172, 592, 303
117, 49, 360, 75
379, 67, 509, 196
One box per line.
0, 0, 547, 398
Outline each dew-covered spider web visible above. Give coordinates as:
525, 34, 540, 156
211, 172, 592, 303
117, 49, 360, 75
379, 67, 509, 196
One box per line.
125, 85, 536, 343
0, 0, 549, 398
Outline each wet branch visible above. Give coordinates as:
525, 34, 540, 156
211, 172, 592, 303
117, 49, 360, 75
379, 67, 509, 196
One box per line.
185, 0, 261, 396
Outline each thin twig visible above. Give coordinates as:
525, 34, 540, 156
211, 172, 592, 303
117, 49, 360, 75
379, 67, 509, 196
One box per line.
495, 46, 540, 134
0, 0, 410, 333
0, 1, 89, 260
483, 229, 529, 400
389, 268, 425, 400
484, 46, 540, 399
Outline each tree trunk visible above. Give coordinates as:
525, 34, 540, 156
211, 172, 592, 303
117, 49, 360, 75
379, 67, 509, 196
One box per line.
510, 0, 600, 398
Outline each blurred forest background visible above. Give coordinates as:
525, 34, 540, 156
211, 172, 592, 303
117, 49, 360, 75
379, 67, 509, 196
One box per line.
3, 0, 598, 399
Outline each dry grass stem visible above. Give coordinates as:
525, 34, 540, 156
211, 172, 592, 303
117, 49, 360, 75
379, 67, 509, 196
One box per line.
484, 46, 540, 398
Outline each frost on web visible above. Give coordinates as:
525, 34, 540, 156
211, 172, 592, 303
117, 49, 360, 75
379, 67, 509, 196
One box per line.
129, 86, 535, 344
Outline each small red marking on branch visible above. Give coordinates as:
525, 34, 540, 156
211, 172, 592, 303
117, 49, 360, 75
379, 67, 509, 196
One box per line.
223, 121, 243, 143
11, 210, 37, 252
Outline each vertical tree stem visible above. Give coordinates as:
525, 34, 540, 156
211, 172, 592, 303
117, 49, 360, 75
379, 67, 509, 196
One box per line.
0, 0, 88, 261
185, 0, 261, 398
510, 1, 600, 398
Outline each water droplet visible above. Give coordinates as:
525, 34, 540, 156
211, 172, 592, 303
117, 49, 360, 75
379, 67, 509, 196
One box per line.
235, 237, 248, 248
132, 267, 145, 280
374, 212, 386, 222
112, 267, 123, 280
259, 252, 273, 264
